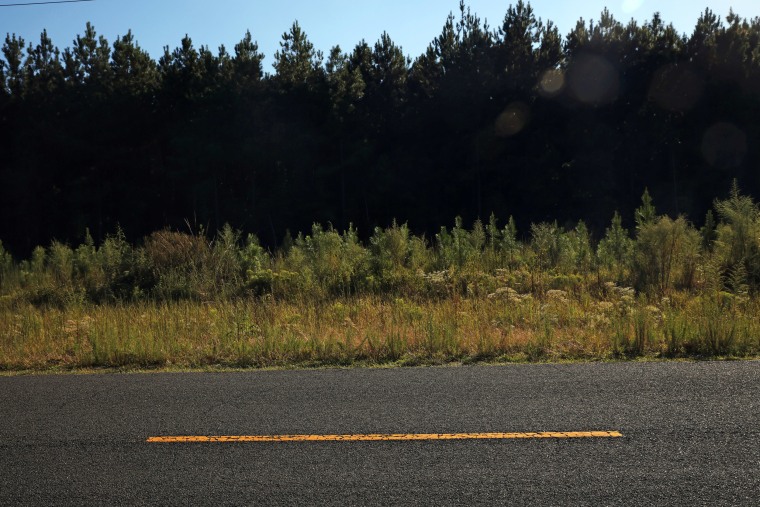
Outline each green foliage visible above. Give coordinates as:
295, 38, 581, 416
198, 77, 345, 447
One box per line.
0, 240, 15, 291
273, 21, 323, 89
232, 30, 264, 91
632, 216, 701, 294
144, 229, 210, 300
597, 212, 633, 281
701, 210, 717, 252
326, 45, 365, 122
727, 262, 749, 297
285, 224, 370, 298
0, 240, 12, 274
567, 221, 594, 274
97, 227, 151, 301
368, 221, 429, 293
2, 33, 27, 97
7, 202, 760, 370
436, 217, 483, 269
209, 224, 247, 298
713, 182, 760, 292
530, 222, 563, 271
501, 216, 520, 265
634, 188, 657, 233
111, 30, 158, 96
5, 185, 760, 308
48, 241, 74, 286
241, 232, 271, 293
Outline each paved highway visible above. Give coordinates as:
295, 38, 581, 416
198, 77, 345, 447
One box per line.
1, 361, 759, 505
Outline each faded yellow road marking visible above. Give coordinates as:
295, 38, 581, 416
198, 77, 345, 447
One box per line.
147, 431, 623, 443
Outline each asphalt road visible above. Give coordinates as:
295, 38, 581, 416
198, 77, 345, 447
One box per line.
1, 361, 759, 506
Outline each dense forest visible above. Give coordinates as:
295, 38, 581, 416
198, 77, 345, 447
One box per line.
1, 1, 759, 257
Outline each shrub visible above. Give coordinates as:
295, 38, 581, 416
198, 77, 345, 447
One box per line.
289, 224, 370, 297
48, 241, 74, 286
560, 221, 594, 274
242, 232, 275, 295
713, 181, 760, 292
99, 228, 152, 301
209, 224, 246, 298
369, 221, 414, 292
144, 230, 211, 300
597, 212, 633, 281
498, 215, 520, 268
632, 216, 700, 294
0, 240, 15, 291
435, 217, 482, 269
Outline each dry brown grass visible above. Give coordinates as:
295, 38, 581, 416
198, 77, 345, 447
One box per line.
2, 289, 759, 371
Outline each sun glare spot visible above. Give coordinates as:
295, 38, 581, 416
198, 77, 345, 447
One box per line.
539, 69, 565, 97
621, 0, 645, 14
495, 102, 530, 137
649, 64, 704, 112
702, 122, 747, 169
567, 53, 619, 105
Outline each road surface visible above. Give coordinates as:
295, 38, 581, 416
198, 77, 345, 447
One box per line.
1, 361, 759, 505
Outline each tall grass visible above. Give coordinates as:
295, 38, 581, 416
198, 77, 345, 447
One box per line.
2, 185, 760, 370
2, 291, 758, 370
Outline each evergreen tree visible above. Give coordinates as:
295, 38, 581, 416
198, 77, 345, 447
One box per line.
68, 22, 112, 92
1, 5, 760, 257
232, 30, 264, 93
2, 34, 26, 97
25, 30, 63, 97
111, 30, 158, 97
273, 21, 323, 90
159, 35, 203, 102
635, 188, 657, 232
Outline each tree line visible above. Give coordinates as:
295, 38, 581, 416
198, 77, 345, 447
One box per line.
1, 2, 759, 257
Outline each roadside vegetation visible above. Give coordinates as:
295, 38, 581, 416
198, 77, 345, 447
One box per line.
2, 184, 760, 371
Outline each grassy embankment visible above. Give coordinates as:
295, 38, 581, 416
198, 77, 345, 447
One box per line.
2, 187, 760, 371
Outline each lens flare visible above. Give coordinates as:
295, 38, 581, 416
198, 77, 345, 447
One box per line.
702, 122, 747, 169
567, 53, 619, 105
622, 0, 645, 14
495, 102, 530, 137
649, 64, 704, 112
539, 69, 565, 97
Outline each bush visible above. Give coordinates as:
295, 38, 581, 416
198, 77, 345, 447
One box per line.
98, 228, 152, 301
559, 221, 594, 274
713, 182, 760, 292
530, 222, 563, 272
286, 224, 370, 297
435, 217, 482, 269
0, 240, 15, 291
632, 216, 700, 294
144, 229, 211, 300
597, 211, 633, 281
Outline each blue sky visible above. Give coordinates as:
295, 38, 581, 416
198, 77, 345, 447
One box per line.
2, 0, 759, 67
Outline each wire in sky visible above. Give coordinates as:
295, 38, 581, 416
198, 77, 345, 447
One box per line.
0, 0, 95, 6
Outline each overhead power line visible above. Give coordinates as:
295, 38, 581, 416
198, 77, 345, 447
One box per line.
0, 0, 95, 6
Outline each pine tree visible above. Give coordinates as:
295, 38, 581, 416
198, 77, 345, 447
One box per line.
111, 30, 158, 97
701, 210, 717, 251
69, 22, 112, 91
232, 30, 264, 93
598, 212, 633, 279
635, 188, 657, 232
273, 21, 323, 90
2, 34, 26, 97
26, 30, 63, 97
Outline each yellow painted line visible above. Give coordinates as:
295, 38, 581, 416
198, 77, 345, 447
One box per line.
147, 431, 623, 443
